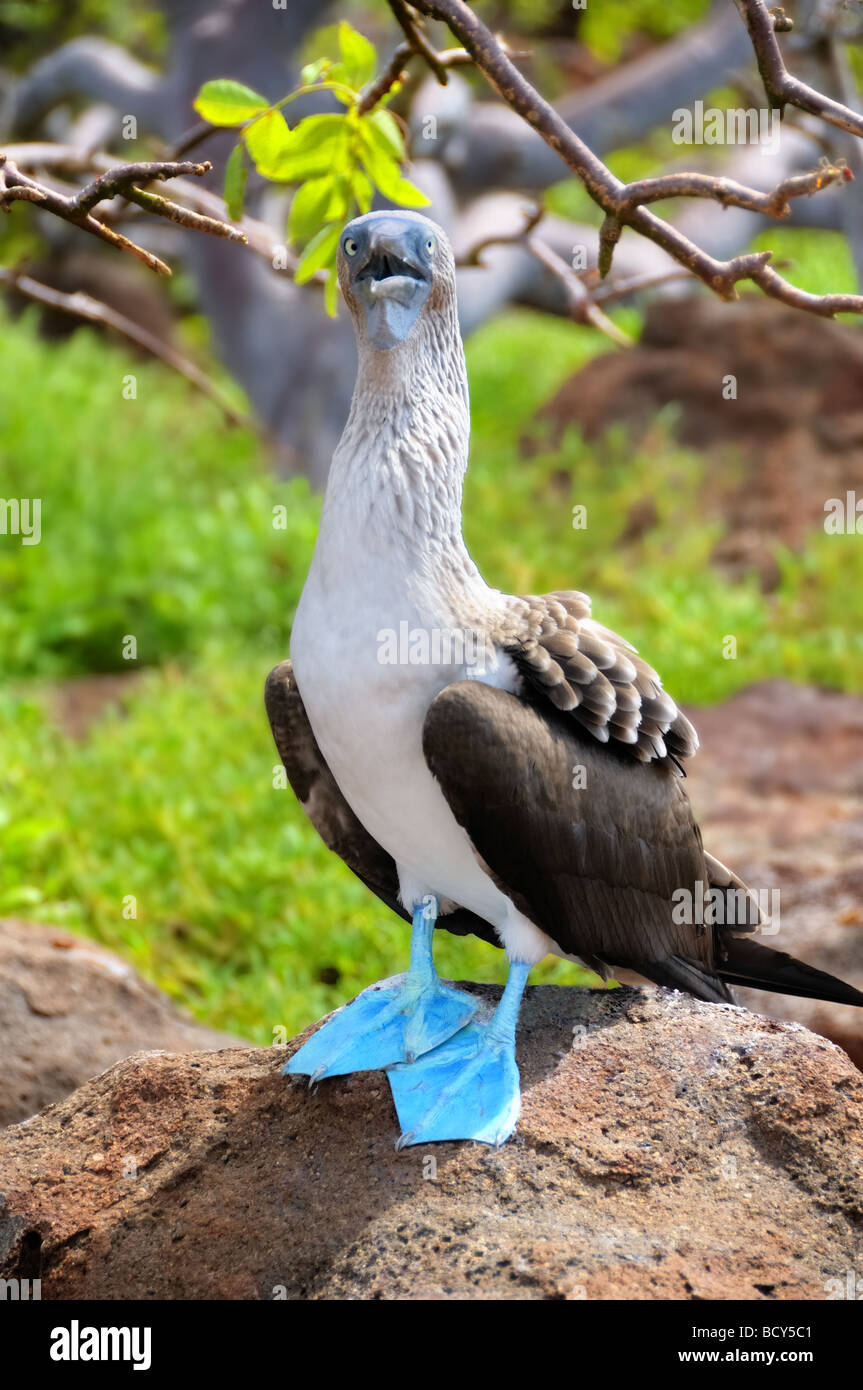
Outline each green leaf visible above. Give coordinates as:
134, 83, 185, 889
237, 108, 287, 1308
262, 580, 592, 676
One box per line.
324, 175, 352, 222
194, 78, 268, 126
350, 168, 373, 213
294, 220, 342, 284
338, 20, 377, 89
379, 174, 430, 208
223, 143, 248, 221
324, 267, 340, 317
304, 23, 341, 63
243, 109, 292, 179
359, 122, 430, 208
368, 109, 403, 160
265, 113, 349, 182
288, 176, 337, 243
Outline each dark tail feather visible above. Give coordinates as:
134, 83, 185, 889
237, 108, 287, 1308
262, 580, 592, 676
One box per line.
637, 955, 736, 1005
718, 936, 863, 1008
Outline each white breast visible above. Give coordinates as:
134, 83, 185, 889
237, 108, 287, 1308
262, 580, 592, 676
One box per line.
290, 523, 557, 965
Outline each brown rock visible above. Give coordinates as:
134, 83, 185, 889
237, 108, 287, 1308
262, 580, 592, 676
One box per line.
0, 919, 242, 1127
685, 682, 863, 1070
1, 985, 861, 1300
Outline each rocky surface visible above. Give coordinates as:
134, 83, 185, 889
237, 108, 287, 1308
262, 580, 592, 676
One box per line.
0, 919, 241, 1128
685, 682, 863, 1070
1, 984, 861, 1301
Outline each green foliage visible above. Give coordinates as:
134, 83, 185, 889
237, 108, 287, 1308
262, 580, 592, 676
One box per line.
193, 22, 429, 316
0, 308, 315, 680
580, 0, 712, 63
0, 0, 165, 70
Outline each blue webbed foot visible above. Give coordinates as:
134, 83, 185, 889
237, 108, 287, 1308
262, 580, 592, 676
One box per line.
284, 897, 477, 1080
388, 960, 531, 1147
388, 1018, 521, 1146
284, 972, 477, 1080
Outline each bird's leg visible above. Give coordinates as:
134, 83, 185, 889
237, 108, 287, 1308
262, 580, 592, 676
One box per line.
284, 897, 478, 1082
388, 959, 532, 1148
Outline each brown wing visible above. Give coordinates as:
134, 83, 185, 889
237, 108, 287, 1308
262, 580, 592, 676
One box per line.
268, 662, 863, 1009
265, 660, 499, 947
422, 678, 731, 998
497, 590, 698, 764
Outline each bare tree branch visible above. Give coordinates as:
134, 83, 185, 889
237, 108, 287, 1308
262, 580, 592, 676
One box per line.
735, 0, 863, 137
456, 203, 545, 266
524, 237, 634, 347
0, 266, 254, 428
390, 0, 453, 87
616, 159, 854, 218
456, 203, 695, 346
356, 41, 471, 115
0, 155, 246, 275
589, 267, 696, 305
405, 0, 863, 319
2, 143, 322, 284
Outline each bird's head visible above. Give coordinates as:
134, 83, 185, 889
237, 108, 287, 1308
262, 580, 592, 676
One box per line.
338, 210, 453, 352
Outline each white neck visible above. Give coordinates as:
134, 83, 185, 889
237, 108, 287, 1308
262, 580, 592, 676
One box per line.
321, 302, 472, 567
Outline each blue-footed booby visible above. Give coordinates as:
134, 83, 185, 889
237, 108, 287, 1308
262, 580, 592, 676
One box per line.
267, 209, 863, 1147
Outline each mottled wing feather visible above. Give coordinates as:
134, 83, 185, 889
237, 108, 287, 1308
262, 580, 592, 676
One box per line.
422, 680, 720, 984
265, 660, 499, 947
496, 590, 698, 764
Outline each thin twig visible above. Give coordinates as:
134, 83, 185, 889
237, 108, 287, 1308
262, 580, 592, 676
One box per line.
0, 155, 246, 276
735, 0, 863, 136
616, 159, 853, 218
455, 202, 544, 266
0, 267, 253, 428
590, 267, 696, 304
122, 182, 248, 239
168, 120, 218, 160
357, 40, 416, 115
390, 0, 451, 86
357, 34, 470, 114
456, 203, 694, 327
525, 237, 634, 347
3, 143, 309, 277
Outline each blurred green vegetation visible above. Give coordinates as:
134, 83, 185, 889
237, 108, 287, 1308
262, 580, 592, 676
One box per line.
0, 0, 165, 70
578, 0, 711, 63
0, 311, 310, 680
2, 296, 862, 1040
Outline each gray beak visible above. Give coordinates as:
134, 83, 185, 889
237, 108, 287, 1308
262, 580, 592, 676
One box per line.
351, 230, 432, 350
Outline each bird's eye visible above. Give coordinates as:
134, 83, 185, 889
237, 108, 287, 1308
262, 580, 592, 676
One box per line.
425, 236, 435, 256
344, 237, 359, 257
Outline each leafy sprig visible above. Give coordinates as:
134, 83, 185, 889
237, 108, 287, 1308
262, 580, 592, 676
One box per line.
194, 22, 429, 316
